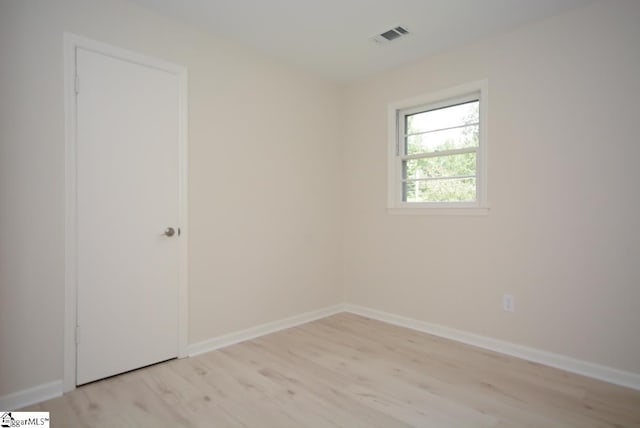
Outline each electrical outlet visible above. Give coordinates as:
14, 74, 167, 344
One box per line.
503, 294, 515, 312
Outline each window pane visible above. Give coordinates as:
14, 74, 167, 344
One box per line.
404, 177, 476, 203
406, 124, 478, 155
406, 100, 479, 135
403, 152, 476, 180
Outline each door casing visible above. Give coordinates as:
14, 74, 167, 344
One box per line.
63, 33, 189, 392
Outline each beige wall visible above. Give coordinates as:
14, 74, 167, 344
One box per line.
2, 0, 639, 400
0, 0, 344, 396
343, 0, 640, 374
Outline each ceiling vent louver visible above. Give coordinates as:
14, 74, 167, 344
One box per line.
370, 26, 411, 45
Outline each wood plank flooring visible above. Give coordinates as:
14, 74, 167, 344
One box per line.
23, 313, 640, 427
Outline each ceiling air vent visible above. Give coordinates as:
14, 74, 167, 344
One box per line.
370, 26, 410, 45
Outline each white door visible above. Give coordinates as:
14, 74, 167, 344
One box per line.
75, 47, 180, 385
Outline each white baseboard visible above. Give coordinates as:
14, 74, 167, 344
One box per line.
344, 304, 640, 391
5, 302, 637, 410
188, 304, 345, 357
3, 305, 344, 410
0, 380, 63, 411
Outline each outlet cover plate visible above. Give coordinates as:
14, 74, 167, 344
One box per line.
503, 294, 515, 312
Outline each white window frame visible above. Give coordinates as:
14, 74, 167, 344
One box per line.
387, 80, 489, 215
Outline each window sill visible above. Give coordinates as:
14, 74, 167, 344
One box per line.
387, 207, 490, 216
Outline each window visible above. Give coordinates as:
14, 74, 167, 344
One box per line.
388, 80, 488, 214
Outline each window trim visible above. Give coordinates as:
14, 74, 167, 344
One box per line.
387, 80, 489, 215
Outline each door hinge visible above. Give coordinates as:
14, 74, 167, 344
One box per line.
178, 227, 181, 236
75, 326, 81, 344
74, 75, 80, 94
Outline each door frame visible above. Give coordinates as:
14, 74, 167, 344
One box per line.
63, 33, 189, 392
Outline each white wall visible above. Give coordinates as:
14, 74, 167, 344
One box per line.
343, 0, 640, 374
0, 0, 344, 397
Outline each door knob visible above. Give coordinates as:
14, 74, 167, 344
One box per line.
163, 227, 175, 237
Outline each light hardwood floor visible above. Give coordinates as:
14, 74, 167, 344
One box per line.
23, 313, 640, 427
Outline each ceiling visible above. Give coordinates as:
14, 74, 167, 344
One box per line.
130, 0, 592, 82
